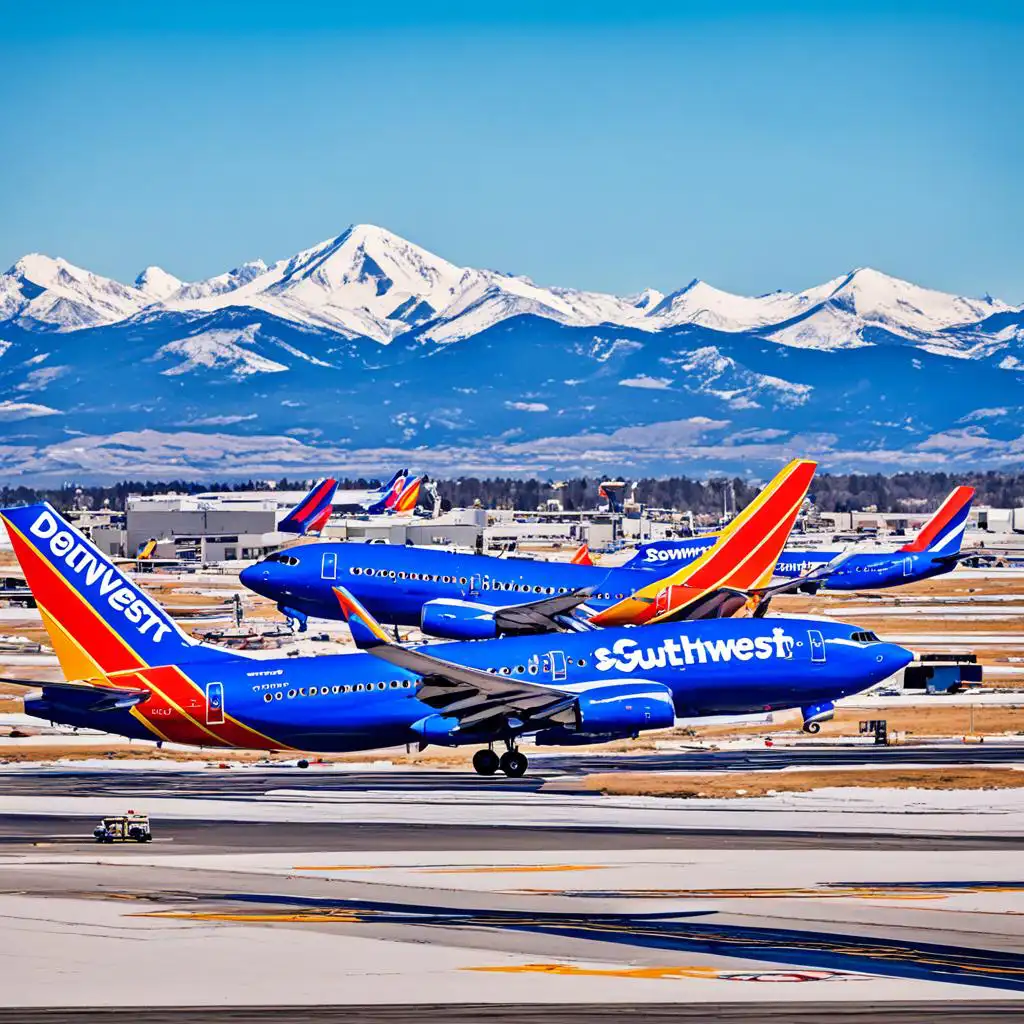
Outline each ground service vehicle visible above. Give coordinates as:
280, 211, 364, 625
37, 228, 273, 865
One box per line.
93, 813, 152, 843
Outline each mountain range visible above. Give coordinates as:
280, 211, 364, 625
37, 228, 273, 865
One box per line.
1, 224, 1022, 483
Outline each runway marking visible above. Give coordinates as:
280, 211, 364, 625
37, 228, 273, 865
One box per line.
516, 881, 1024, 901
466, 963, 871, 984
423, 865, 606, 875
121, 891, 1024, 991
291, 864, 607, 875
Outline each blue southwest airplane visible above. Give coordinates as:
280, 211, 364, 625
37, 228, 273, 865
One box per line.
624, 486, 977, 592
0, 501, 910, 773
242, 459, 819, 638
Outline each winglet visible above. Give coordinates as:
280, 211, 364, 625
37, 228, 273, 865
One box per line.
333, 586, 391, 649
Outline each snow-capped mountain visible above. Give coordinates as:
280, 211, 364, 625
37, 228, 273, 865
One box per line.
0, 224, 1021, 482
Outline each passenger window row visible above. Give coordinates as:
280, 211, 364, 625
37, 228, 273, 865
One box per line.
486, 658, 588, 676
262, 680, 415, 703
346, 567, 624, 601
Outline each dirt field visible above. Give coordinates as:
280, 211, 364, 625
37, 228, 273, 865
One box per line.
585, 766, 1024, 799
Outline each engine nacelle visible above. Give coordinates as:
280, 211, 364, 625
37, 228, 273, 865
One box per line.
542, 680, 675, 742
420, 599, 500, 640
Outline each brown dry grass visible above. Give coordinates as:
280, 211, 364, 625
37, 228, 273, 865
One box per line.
691, 703, 1024, 738
585, 766, 1024, 799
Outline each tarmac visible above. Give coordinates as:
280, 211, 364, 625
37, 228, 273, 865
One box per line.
2, 759, 1024, 1016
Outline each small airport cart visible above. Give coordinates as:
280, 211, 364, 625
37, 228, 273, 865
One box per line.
93, 813, 152, 843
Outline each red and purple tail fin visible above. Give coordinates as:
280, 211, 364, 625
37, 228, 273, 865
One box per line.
279, 478, 338, 536
899, 486, 975, 556
0, 503, 226, 680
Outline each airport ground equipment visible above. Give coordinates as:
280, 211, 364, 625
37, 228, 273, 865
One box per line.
93, 813, 152, 843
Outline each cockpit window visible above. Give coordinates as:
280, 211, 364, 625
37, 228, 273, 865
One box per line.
265, 553, 300, 566
851, 630, 880, 643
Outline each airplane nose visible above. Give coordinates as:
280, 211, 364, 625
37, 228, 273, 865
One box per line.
876, 642, 913, 677
240, 564, 268, 594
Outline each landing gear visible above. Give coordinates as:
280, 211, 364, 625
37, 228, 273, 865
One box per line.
472, 748, 500, 776
802, 722, 821, 734
498, 749, 528, 778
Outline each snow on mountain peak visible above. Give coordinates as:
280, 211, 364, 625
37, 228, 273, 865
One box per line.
135, 265, 183, 300
2, 253, 147, 330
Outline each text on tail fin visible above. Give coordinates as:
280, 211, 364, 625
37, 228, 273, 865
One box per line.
1, 503, 208, 678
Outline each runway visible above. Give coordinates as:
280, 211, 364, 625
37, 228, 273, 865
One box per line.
2, 740, 1022, 798
3, 1004, 1023, 1023
2, 758, 1024, 1012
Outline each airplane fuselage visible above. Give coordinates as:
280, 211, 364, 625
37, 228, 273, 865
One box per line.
242, 543, 669, 627
26, 616, 908, 752
632, 539, 958, 591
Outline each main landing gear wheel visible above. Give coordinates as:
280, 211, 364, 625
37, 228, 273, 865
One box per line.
499, 750, 528, 778
803, 722, 821, 734
472, 749, 500, 776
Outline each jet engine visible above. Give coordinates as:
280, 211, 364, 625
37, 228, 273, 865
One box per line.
420, 600, 501, 640
536, 680, 675, 744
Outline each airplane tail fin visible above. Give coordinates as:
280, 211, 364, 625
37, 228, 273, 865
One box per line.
393, 476, 423, 515
0, 503, 223, 680
570, 543, 594, 566
899, 486, 975, 556
589, 458, 817, 626
366, 469, 409, 515
137, 538, 157, 560
333, 586, 391, 649
279, 478, 338, 536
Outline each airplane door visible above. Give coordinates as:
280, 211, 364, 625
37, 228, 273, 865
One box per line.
903, 557, 914, 577
469, 574, 482, 596
321, 552, 337, 580
807, 630, 826, 664
543, 650, 567, 682
205, 682, 225, 725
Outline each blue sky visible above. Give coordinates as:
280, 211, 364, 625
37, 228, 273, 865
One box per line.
3, 2, 1022, 300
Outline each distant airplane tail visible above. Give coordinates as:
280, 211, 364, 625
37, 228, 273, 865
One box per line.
598, 483, 623, 514
365, 469, 409, 515
899, 486, 975, 556
0, 503, 225, 680
570, 543, 594, 566
279, 478, 338, 536
393, 476, 423, 515
137, 538, 157, 560
589, 458, 816, 626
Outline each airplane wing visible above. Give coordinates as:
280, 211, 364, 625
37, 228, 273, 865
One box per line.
491, 587, 595, 635
333, 588, 577, 732
0, 676, 150, 712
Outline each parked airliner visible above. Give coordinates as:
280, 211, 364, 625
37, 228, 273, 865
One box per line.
627, 486, 977, 591
242, 459, 817, 638
0, 502, 909, 774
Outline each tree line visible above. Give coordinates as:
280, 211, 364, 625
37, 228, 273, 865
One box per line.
3, 469, 1022, 514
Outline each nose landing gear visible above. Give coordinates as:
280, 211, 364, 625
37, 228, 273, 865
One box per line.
471, 743, 529, 777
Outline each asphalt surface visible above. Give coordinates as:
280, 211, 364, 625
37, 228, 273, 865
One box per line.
2, 816, 1022, 850
1, 1006, 1021, 1023
1, 740, 1022, 797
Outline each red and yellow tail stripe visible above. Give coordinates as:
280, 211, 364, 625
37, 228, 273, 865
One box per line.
589, 458, 816, 626
570, 544, 594, 566
1, 512, 289, 751
393, 476, 422, 514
